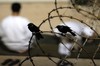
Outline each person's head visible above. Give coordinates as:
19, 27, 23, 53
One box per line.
11, 2, 21, 14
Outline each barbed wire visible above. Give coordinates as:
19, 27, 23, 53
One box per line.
19, 0, 100, 66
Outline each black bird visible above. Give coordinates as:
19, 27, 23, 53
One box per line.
56, 25, 76, 36
28, 23, 43, 40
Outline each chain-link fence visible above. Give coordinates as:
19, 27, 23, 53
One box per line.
19, 0, 100, 66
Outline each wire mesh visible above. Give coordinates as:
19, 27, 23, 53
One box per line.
19, 0, 100, 66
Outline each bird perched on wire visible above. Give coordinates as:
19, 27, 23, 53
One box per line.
56, 25, 76, 36
28, 23, 44, 40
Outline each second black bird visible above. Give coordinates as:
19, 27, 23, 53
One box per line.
28, 23, 43, 40
56, 25, 76, 36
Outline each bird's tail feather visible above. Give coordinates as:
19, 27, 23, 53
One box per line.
70, 31, 76, 36
36, 33, 44, 40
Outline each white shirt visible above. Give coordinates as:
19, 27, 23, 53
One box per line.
0, 15, 34, 53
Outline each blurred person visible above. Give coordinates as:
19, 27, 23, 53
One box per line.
53, 21, 96, 56
0, 2, 35, 53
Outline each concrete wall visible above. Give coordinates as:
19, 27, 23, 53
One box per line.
0, 1, 100, 34
0, 2, 70, 31
0, 0, 67, 3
